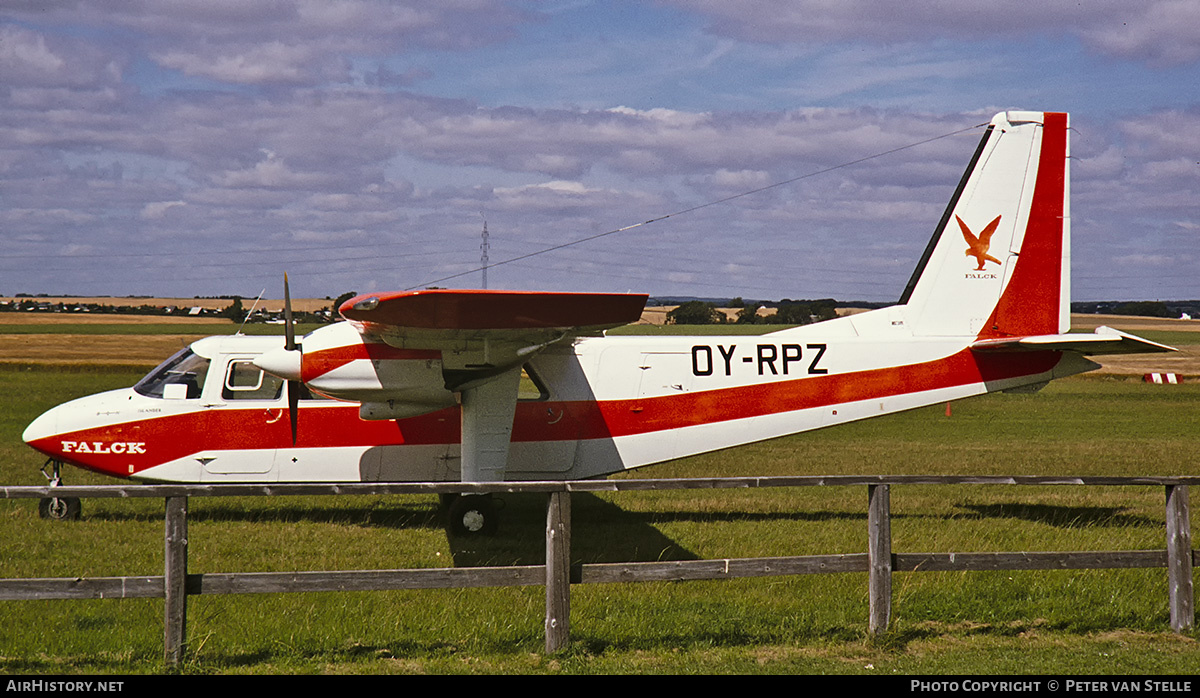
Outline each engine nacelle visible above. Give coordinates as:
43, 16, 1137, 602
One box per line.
297, 322, 456, 416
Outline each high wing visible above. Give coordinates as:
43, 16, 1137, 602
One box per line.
341, 288, 648, 331
338, 288, 648, 391
256, 289, 647, 482
340, 289, 646, 379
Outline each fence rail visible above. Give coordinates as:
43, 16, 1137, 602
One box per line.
2, 475, 1196, 665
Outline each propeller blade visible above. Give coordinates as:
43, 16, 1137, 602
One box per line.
288, 379, 300, 445
283, 273, 298, 444
283, 272, 295, 352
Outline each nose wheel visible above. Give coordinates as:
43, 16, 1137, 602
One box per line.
39, 459, 81, 521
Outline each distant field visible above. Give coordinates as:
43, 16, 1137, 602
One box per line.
1071, 313, 1200, 334
0, 335, 202, 365
0, 324, 324, 366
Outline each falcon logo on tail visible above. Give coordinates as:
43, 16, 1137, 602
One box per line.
958, 214, 1002, 271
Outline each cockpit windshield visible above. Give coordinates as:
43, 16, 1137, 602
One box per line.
133, 347, 211, 399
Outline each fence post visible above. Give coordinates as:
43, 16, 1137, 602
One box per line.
163, 496, 188, 666
545, 489, 571, 653
867, 484, 892, 637
1165, 484, 1193, 633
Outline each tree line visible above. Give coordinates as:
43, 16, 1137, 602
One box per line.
666, 298, 838, 326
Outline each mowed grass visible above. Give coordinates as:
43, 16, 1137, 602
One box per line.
1, 365, 1199, 674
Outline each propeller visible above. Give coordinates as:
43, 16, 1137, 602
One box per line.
252, 274, 307, 444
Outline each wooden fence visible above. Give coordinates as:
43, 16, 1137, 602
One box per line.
1, 475, 1196, 665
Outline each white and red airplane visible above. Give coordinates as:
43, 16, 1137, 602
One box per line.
23, 111, 1173, 533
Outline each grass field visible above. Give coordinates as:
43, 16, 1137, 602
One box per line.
0, 321, 1198, 674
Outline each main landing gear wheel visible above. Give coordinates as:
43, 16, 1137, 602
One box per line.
39, 496, 81, 521
445, 494, 499, 537
38, 459, 81, 521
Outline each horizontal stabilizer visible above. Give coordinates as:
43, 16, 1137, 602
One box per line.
970, 326, 1176, 356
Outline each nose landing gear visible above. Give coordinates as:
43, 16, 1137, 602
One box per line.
39, 459, 81, 521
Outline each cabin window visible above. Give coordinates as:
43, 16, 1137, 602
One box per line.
134, 348, 210, 399
222, 360, 283, 401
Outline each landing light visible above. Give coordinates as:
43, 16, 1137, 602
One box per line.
353, 296, 380, 311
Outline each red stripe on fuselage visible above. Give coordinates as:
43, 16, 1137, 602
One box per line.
569, 347, 1058, 439
30, 348, 1059, 479
25, 402, 459, 478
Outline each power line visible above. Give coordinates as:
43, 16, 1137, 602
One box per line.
405, 122, 988, 290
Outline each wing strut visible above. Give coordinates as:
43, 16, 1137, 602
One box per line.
459, 367, 522, 482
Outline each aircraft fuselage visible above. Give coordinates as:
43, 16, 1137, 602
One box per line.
22, 309, 1084, 484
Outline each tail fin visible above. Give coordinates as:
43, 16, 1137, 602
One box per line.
901, 111, 1070, 338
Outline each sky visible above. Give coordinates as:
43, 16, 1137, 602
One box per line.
2, 1, 1198, 303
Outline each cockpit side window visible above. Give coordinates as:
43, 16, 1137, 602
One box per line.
222, 359, 284, 401
133, 348, 211, 399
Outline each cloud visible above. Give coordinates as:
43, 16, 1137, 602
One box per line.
386, 102, 985, 187
154, 42, 332, 85
0, 5, 1193, 300
663, 0, 1200, 67
1075, 146, 1126, 180
140, 200, 187, 219
0, 82, 1098, 297
4, 1, 530, 87
0, 23, 125, 88
1119, 109, 1200, 161
214, 150, 343, 189
1081, 1, 1200, 67
700, 168, 772, 191
0, 24, 65, 77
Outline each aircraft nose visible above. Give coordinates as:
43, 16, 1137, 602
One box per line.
23, 405, 59, 447
254, 346, 302, 381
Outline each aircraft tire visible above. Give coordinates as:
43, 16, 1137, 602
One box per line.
39, 496, 81, 521
446, 494, 498, 537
